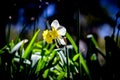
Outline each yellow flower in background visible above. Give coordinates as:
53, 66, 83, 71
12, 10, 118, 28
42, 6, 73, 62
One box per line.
42, 30, 53, 44
51, 27, 59, 39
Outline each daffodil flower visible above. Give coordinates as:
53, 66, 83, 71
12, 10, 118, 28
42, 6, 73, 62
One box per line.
42, 29, 53, 44
51, 20, 66, 37
42, 19, 66, 45
51, 19, 66, 45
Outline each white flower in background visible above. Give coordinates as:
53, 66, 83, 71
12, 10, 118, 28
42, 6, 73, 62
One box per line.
51, 19, 66, 37
10, 39, 28, 53
31, 52, 41, 67
51, 19, 67, 45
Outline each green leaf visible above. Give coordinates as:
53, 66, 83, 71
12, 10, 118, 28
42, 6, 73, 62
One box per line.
35, 58, 45, 73
57, 50, 66, 65
65, 32, 78, 53
57, 71, 65, 80
55, 64, 63, 72
49, 50, 57, 61
66, 32, 91, 79
73, 54, 79, 61
0, 45, 7, 54
49, 76, 54, 80
49, 44, 56, 53
43, 69, 49, 78
32, 49, 42, 53
22, 29, 40, 59
90, 53, 97, 61
79, 53, 91, 79
87, 34, 99, 48
34, 43, 42, 49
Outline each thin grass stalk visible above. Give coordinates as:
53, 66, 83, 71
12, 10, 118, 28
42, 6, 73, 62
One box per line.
65, 46, 70, 79
76, 10, 82, 80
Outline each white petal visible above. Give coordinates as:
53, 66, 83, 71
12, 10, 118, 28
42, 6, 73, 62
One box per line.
31, 54, 41, 67
51, 19, 60, 29
23, 59, 31, 65
58, 38, 66, 45
58, 26, 66, 36
10, 39, 28, 53
14, 57, 20, 62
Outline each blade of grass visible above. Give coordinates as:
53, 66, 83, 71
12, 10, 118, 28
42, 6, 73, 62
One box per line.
66, 32, 91, 79
35, 58, 45, 73
22, 29, 40, 59
57, 71, 65, 80
65, 32, 78, 53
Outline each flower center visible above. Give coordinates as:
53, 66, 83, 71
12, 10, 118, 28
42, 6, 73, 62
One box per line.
52, 27, 59, 38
